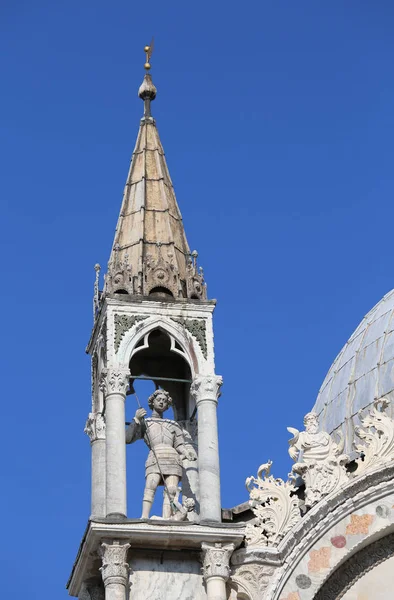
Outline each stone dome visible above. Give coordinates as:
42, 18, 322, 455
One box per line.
313, 288, 394, 454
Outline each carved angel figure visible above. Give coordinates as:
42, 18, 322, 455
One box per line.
288, 412, 349, 508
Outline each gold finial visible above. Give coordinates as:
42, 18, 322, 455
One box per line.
144, 38, 154, 71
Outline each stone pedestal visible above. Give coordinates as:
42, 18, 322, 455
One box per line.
201, 542, 234, 600
85, 412, 106, 518
101, 367, 130, 517
100, 542, 130, 600
191, 375, 223, 523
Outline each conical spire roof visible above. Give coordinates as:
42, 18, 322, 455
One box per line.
104, 72, 206, 301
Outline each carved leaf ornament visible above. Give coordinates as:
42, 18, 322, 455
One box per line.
245, 461, 301, 547
171, 317, 207, 359
355, 398, 394, 475
114, 314, 147, 352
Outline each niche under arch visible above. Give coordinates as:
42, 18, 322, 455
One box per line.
129, 327, 192, 421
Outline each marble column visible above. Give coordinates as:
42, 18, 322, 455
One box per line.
101, 367, 130, 517
191, 375, 223, 523
100, 541, 130, 600
201, 542, 234, 600
85, 412, 106, 518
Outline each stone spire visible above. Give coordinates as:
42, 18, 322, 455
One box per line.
103, 54, 206, 301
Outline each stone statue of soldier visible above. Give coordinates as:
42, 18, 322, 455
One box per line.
126, 389, 197, 519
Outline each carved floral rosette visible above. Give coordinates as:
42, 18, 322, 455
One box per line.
84, 412, 106, 442
245, 461, 301, 547
100, 542, 131, 586
355, 398, 394, 475
201, 543, 235, 581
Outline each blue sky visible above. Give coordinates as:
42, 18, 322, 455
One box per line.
1, 1, 394, 598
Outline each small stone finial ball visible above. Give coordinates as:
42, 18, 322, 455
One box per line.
144, 45, 150, 53
94, 263, 101, 271
144, 62, 151, 70
191, 250, 198, 258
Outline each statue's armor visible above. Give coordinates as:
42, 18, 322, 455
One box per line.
126, 417, 185, 480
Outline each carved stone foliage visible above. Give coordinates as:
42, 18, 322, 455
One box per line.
114, 314, 148, 352
100, 542, 131, 586
190, 375, 223, 404
171, 317, 207, 358
288, 412, 349, 508
84, 412, 106, 442
231, 564, 276, 600
245, 461, 301, 547
314, 532, 394, 600
355, 398, 394, 475
100, 367, 130, 396
201, 543, 235, 581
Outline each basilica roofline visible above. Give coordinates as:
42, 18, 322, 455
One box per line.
67, 519, 245, 596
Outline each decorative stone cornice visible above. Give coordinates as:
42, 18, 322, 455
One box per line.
190, 375, 223, 405
114, 314, 148, 353
84, 413, 106, 442
99, 367, 130, 397
171, 317, 207, 358
245, 460, 301, 547
99, 542, 130, 587
201, 542, 234, 581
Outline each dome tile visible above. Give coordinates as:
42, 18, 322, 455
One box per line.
329, 357, 355, 400
354, 337, 384, 380
360, 311, 391, 348
382, 330, 394, 364
337, 332, 364, 369
351, 368, 378, 416
377, 359, 394, 398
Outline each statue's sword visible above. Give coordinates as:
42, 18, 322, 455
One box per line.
131, 389, 177, 516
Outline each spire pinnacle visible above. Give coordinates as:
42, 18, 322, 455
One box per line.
139, 40, 156, 120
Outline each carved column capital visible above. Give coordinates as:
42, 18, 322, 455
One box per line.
201, 542, 234, 581
99, 541, 130, 587
190, 375, 223, 405
100, 366, 130, 397
84, 412, 106, 442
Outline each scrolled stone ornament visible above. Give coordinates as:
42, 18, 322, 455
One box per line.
288, 412, 349, 508
355, 397, 394, 475
245, 460, 301, 547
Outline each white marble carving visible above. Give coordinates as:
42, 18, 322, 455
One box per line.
355, 398, 394, 475
190, 375, 223, 404
84, 413, 106, 442
245, 461, 300, 547
288, 412, 349, 508
201, 542, 234, 581
100, 541, 130, 586
100, 367, 130, 396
